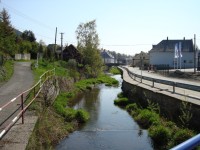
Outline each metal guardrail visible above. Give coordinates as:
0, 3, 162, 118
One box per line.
170, 133, 200, 150
0, 68, 55, 139
122, 66, 200, 93
121, 66, 200, 149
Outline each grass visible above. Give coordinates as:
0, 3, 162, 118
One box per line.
27, 59, 119, 149
114, 92, 197, 150
0, 60, 14, 82
109, 66, 121, 75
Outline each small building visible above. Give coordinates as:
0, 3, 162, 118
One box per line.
101, 50, 115, 64
132, 51, 149, 68
63, 44, 82, 63
149, 37, 195, 69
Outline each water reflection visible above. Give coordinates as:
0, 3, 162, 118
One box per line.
56, 75, 153, 150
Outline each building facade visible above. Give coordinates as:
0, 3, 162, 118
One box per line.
149, 38, 196, 69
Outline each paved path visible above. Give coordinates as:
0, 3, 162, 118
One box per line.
122, 66, 200, 106
0, 62, 36, 150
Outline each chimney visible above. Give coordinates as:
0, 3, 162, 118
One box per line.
167, 37, 168, 40
183, 37, 185, 40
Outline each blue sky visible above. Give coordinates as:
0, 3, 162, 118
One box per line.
1, 0, 200, 55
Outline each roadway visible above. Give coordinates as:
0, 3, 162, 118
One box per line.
0, 62, 36, 150
123, 66, 200, 106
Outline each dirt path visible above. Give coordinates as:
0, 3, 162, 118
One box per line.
0, 62, 37, 150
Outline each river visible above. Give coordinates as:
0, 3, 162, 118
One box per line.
56, 75, 153, 150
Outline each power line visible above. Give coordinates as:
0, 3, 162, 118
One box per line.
101, 44, 152, 47
1, 1, 54, 31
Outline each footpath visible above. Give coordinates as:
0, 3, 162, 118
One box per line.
0, 62, 37, 150
122, 66, 200, 106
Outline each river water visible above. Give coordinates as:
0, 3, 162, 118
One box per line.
56, 75, 153, 150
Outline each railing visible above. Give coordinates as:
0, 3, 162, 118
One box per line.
120, 66, 200, 149
121, 66, 200, 94
170, 133, 200, 150
0, 68, 55, 140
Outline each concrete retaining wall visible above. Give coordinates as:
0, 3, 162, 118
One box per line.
121, 68, 200, 131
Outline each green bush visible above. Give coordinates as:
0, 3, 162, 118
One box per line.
109, 67, 121, 75
134, 109, 160, 128
114, 97, 131, 106
75, 109, 90, 123
172, 129, 194, 146
117, 92, 124, 98
126, 103, 138, 113
149, 125, 171, 146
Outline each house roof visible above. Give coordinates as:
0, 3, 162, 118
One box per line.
150, 39, 193, 52
101, 50, 114, 59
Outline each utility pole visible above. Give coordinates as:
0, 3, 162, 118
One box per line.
194, 34, 196, 74
60, 32, 64, 60
54, 27, 57, 60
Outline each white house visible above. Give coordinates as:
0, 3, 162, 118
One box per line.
149, 38, 196, 69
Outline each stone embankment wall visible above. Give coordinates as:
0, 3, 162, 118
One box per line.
120, 68, 200, 131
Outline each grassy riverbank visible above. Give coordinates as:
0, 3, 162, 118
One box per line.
26, 60, 119, 149
114, 92, 198, 150
0, 60, 14, 83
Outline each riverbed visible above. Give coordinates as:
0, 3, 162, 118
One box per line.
56, 75, 153, 150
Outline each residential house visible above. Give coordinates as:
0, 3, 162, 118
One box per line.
101, 50, 115, 64
132, 51, 149, 69
63, 44, 82, 63
149, 37, 196, 69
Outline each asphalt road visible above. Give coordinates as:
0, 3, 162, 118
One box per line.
0, 62, 34, 132
125, 66, 200, 105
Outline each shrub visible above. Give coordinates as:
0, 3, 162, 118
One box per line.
134, 109, 160, 128
109, 67, 121, 75
64, 108, 76, 122
75, 109, 90, 123
149, 125, 171, 146
172, 129, 194, 146
117, 92, 124, 98
126, 103, 138, 113
114, 97, 130, 106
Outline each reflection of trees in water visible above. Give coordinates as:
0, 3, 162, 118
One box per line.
72, 86, 101, 122
138, 129, 143, 137
84, 87, 100, 113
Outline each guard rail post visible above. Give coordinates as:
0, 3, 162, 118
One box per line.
173, 82, 176, 93
152, 79, 154, 88
21, 93, 24, 124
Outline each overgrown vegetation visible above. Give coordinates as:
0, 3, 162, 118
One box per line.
27, 59, 119, 149
109, 66, 121, 75
0, 60, 14, 82
114, 92, 197, 150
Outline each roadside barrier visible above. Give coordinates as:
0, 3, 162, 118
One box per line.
0, 68, 55, 140
121, 66, 200, 94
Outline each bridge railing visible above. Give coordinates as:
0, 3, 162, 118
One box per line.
0, 68, 55, 139
121, 66, 200, 94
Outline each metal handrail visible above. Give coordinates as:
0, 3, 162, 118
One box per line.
0, 68, 55, 139
170, 133, 200, 150
122, 66, 200, 93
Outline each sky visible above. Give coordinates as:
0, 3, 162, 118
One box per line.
0, 0, 200, 56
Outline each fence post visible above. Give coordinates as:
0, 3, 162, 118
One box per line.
40, 77, 42, 87
33, 87, 36, 97
21, 93, 24, 124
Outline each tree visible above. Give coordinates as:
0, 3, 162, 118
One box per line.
76, 20, 103, 77
21, 30, 36, 42
0, 9, 16, 56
